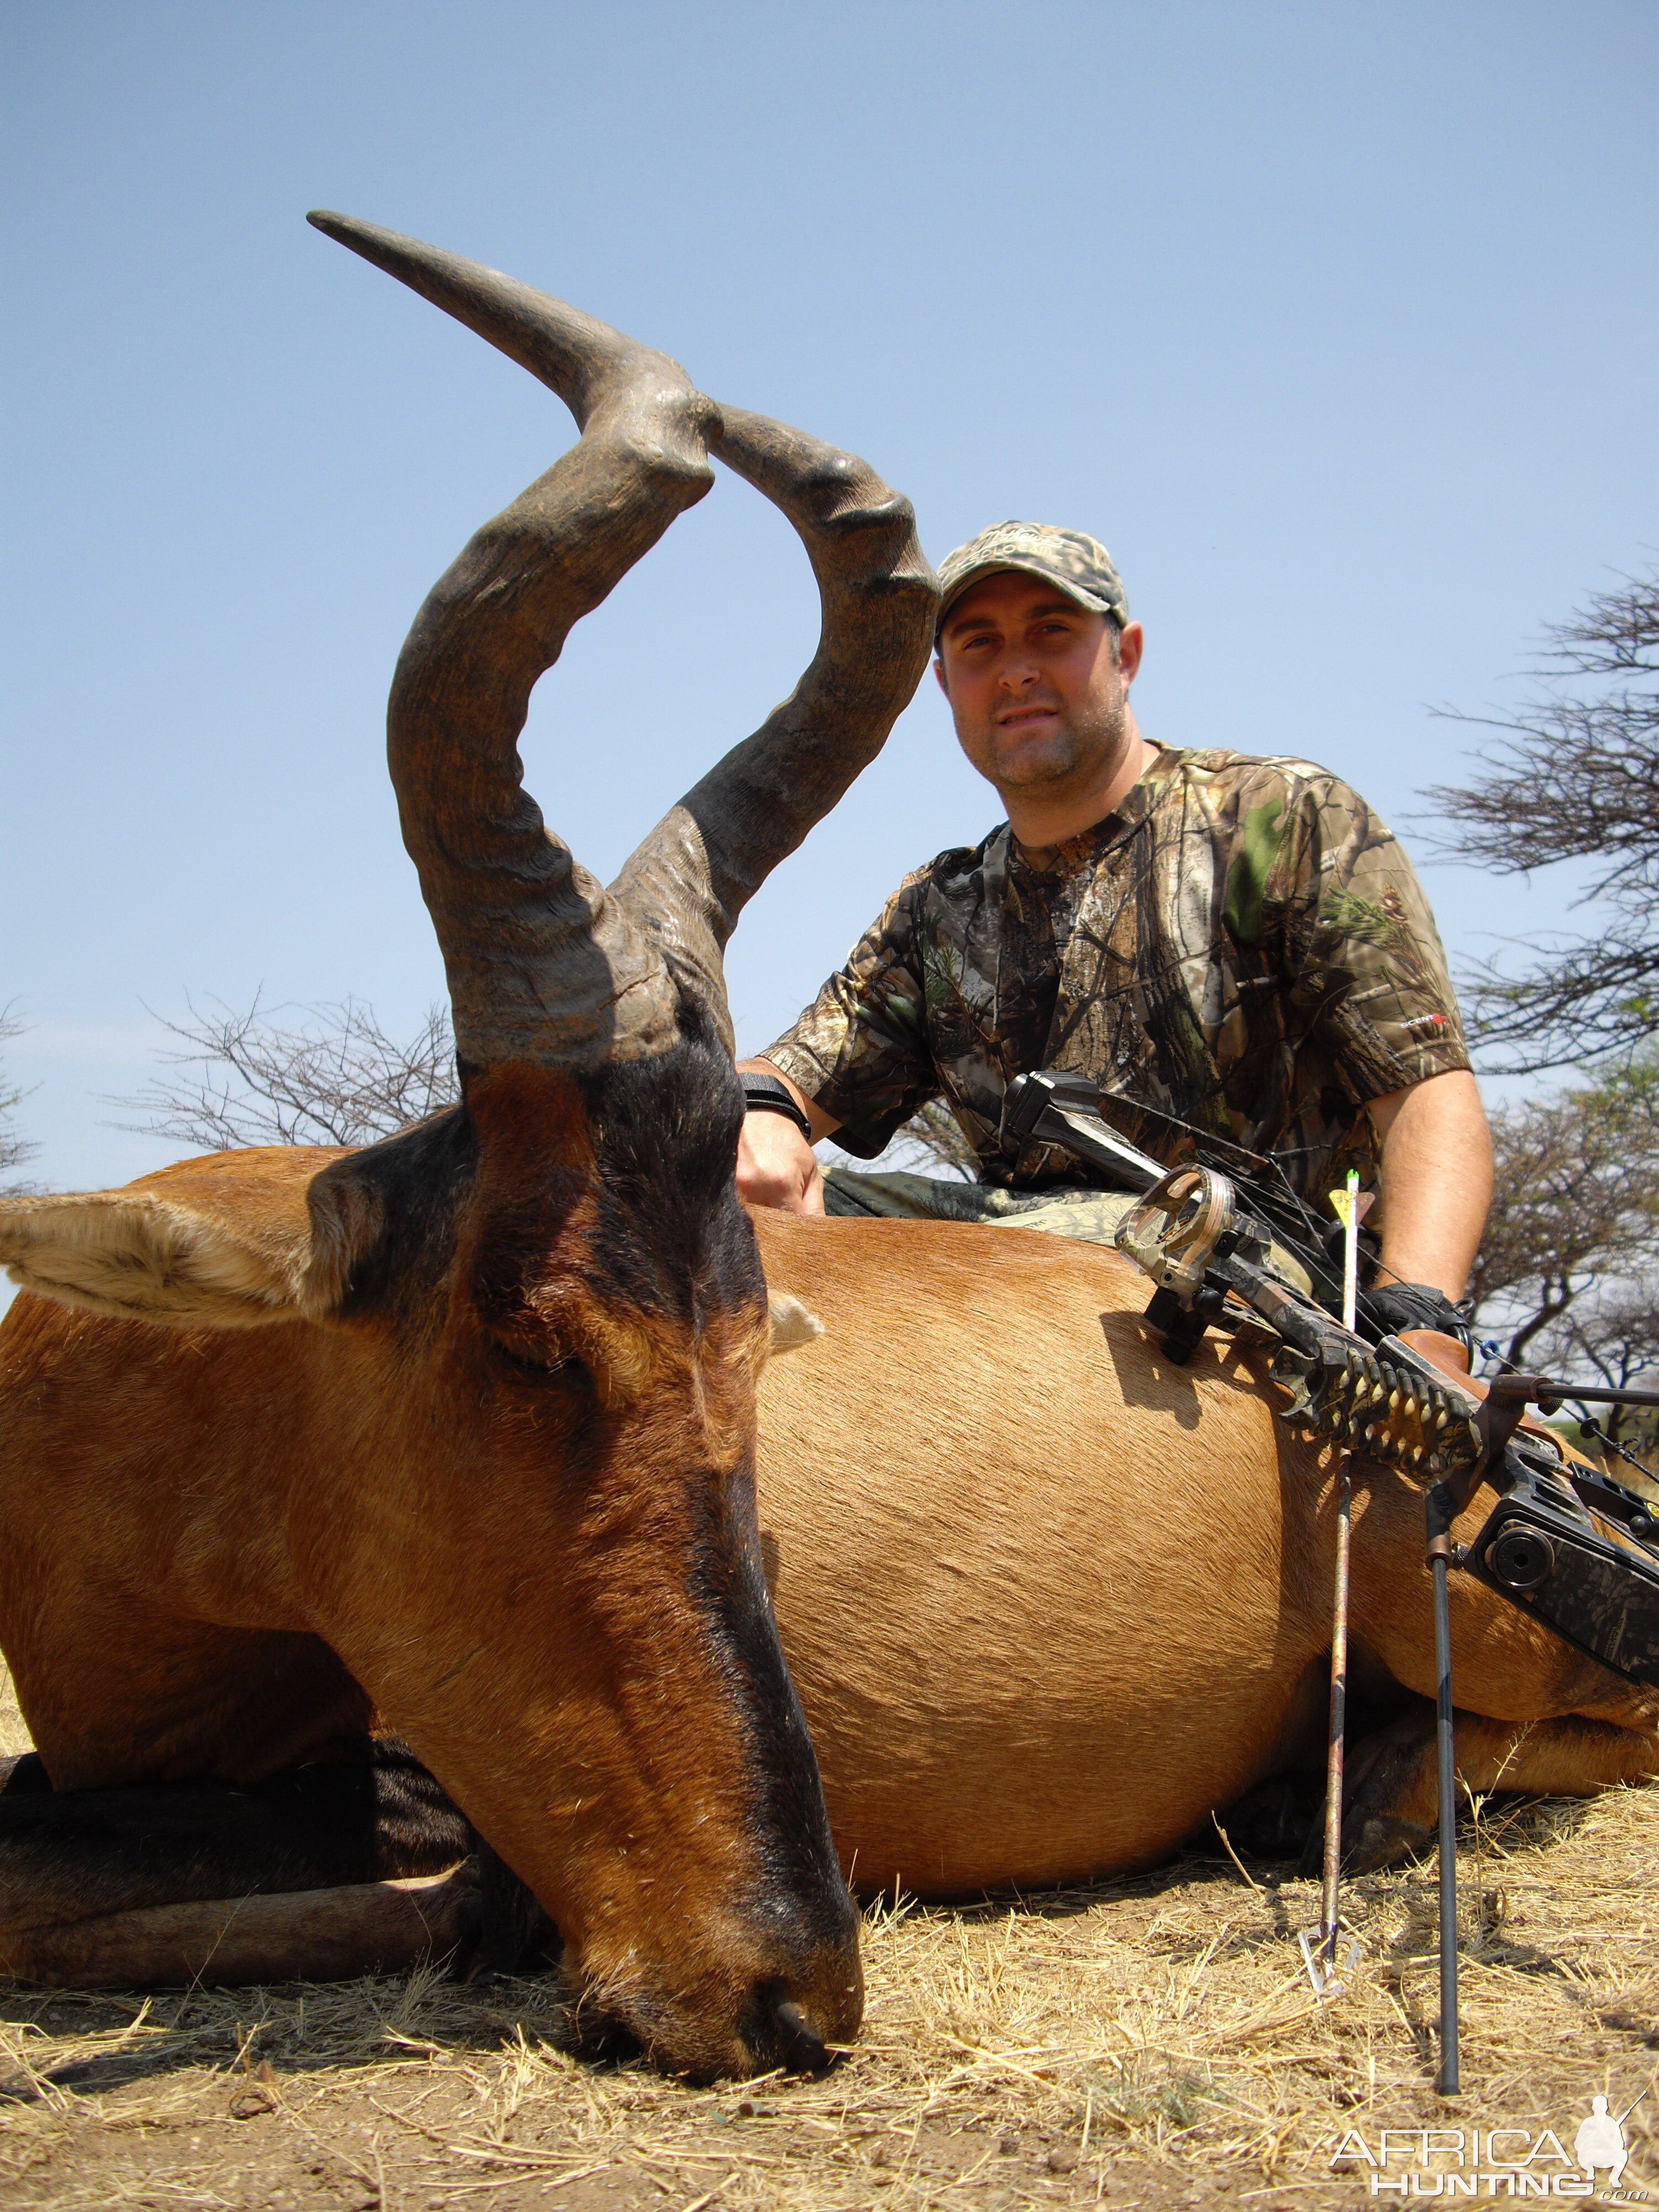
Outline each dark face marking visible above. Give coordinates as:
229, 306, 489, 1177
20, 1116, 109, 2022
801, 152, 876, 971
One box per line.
305, 1003, 857, 2072
576, 1013, 855, 1974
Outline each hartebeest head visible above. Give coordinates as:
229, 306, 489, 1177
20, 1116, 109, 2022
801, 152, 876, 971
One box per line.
0, 216, 937, 2077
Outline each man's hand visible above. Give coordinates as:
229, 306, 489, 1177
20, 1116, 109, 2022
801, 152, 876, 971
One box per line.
737, 1110, 826, 1215
734, 1058, 837, 1215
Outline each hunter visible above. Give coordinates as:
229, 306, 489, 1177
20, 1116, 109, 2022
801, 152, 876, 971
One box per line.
736, 521, 1493, 1371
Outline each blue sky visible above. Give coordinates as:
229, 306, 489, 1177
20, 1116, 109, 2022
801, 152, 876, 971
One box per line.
3, 0, 1656, 1206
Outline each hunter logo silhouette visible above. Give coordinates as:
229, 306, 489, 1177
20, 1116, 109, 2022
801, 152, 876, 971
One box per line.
1574, 2096, 1630, 2189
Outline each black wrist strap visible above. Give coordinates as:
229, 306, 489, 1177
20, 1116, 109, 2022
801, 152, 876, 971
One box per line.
1366, 1281, 1472, 1349
741, 1074, 813, 1142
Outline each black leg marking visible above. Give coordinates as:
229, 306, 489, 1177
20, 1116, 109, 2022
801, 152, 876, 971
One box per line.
1217, 1774, 1324, 1861
0, 1738, 469, 1929
472, 1839, 561, 1975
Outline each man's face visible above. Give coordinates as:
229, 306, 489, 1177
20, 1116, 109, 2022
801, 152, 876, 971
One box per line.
935, 569, 1143, 796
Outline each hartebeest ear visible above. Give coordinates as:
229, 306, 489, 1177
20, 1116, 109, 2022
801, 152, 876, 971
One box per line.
0, 1149, 327, 1328
0, 1121, 469, 1330
1, 1128, 808, 1340
765, 1293, 824, 1358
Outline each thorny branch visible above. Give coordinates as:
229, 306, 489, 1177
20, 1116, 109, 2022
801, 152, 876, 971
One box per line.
1470, 1053, 1659, 1457
1422, 571, 1659, 1070
0, 1005, 38, 1193
112, 995, 460, 1152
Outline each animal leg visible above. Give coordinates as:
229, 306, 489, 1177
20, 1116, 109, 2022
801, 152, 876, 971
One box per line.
1342, 1702, 1659, 1871
1215, 1773, 1327, 1860
0, 1738, 472, 1984
4, 1865, 479, 1988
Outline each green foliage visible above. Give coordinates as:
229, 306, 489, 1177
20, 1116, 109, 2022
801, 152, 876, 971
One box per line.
1078, 2058, 1233, 2137
1474, 1050, 1659, 1451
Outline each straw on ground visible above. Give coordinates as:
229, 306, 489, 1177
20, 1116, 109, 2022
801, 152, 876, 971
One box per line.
3, 1668, 1656, 2210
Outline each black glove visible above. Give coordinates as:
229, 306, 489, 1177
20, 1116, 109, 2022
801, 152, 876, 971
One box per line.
1366, 1281, 1471, 1348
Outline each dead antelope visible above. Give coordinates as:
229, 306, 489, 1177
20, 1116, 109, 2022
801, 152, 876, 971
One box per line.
0, 213, 937, 2082
7, 224, 1656, 2072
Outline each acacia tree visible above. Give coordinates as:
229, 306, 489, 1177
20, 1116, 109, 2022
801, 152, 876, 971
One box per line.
1420, 572, 1659, 1464
1470, 1056, 1659, 1371
0, 1009, 37, 1195
113, 996, 458, 1151
1424, 571, 1659, 1071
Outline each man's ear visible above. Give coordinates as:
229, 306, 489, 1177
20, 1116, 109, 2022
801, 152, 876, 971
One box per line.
0, 1126, 450, 1330
932, 654, 949, 697
1117, 620, 1144, 684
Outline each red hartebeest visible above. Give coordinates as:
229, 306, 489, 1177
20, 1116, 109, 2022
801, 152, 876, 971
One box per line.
7, 1170, 1659, 1979
4, 227, 1658, 2071
0, 215, 938, 2082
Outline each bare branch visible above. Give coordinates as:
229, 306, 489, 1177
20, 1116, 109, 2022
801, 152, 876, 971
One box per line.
1453, 932, 1659, 1071
111, 996, 460, 1151
0, 1004, 39, 1193
1419, 572, 1659, 1069
816, 1097, 981, 1186
888, 1098, 980, 1178
1422, 696, 1659, 904
1472, 1053, 1659, 1372
1538, 569, 1659, 680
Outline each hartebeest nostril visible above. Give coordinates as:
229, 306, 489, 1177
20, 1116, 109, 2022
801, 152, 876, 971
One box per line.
740, 1981, 834, 2077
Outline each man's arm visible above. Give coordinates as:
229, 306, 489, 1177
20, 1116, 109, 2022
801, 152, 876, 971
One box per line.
1265, 771, 1490, 1359
1366, 1069, 1493, 1366
734, 872, 941, 1217
734, 1059, 841, 1216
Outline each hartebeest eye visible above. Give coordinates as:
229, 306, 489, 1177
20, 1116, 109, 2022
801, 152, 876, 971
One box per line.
488, 1333, 594, 1391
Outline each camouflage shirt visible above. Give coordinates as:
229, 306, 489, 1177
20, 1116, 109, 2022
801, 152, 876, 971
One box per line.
761, 745, 1470, 1207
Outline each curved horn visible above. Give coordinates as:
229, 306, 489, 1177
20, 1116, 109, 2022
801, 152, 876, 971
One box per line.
309, 213, 938, 1069
608, 412, 938, 1043
307, 211, 717, 1069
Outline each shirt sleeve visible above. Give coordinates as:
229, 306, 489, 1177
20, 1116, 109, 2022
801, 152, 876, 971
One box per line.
1277, 773, 1472, 1103
755, 876, 944, 1159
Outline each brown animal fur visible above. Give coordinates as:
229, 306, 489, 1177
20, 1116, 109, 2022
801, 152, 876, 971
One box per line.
3, 1164, 1652, 1961
748, 1212, 1659, 1893
0, 1094, 860, 2079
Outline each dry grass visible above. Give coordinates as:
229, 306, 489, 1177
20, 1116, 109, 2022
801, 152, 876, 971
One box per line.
5, 1684, 1659, 2209
0, 1666, 26, 1762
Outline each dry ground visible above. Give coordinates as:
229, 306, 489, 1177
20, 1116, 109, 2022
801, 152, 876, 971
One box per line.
4, 1671, 1659, 2211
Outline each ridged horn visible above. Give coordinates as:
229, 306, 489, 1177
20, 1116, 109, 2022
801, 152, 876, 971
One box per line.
309, 213, 938, 1068
309, 210, 714, 1070
609, 410, 938, 1044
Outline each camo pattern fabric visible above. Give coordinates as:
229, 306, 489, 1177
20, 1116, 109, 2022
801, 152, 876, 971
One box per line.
822, 1167, 1140, 1243
936, 520, 1129, 629
761, 745, 1470, 1211
820, 1168, 1316, 1295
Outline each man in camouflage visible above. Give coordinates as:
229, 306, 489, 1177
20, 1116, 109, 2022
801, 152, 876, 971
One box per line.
737, 521, 1493, 1364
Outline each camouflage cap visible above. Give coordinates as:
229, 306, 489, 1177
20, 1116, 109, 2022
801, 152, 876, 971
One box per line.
935, 521, 1129, 640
